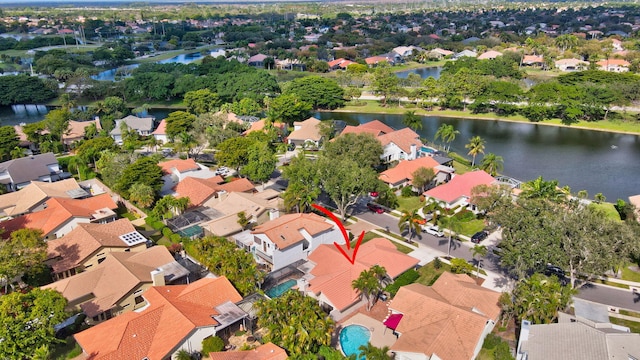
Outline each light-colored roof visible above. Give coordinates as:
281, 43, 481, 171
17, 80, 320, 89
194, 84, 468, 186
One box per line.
596, 58, 630, 67
389, 273, 501, 360
424, 170, 495, 204
202, 192, 282, 236
523, 55, 544, 64
0, 178, 84, 217
159, 158, 200, 175
377, 127, 423, 155
248, 54, 268, 63
520, 322, 640, 360
0, 193, 118, 237
555, 58, 589, 66
288, 117, 322, 142
110, 115, 154, 135
63, 119, 101, 143
209, 343, 287, 360
43, 246, 177, 317
251, 213, 333, 249
307, 238, 419, 311
379, 157, 442, 185
74, 277, 243, 360
431, 48, 454, 56
477, 50, 503, 60
151, 119, 167, 135
0, 152, 58, 185
47, 218, 143, 274
341, 120, 395, 137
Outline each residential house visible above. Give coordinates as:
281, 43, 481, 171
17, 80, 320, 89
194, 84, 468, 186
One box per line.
201, 190, 283, 237
244, 119, 288, 137
110, 115, 155, 144
173, 176, 255, 208
423, 170, 495, 212
327, 58, 356, 70
379, 127, 423, 162
555, 58, 589, 71
454, 50, 478, 59
43, 246, 188, 323
340, 119, 395, 137
428, 48, 454, 60
516, 317, 640, 359
73, 277, 245, 359
393, 45, 423, 58
249, 213, 343, 271
0, 193, 118, 239
159, 158, 215, 193
152, 119, 168, 144
596, 58, 630, 72
629, 194, 640, 222
0, 178, 88, 218
46, 218, 148, 280
62, 119, 101, 146
0, 152, 64, 192
477, 50, 503, 60
379, 156, 454, 190
388, 272, 501, 360
209, 342, 287, 360
287, 117, 323, 148
365, 55, 396, 66
305, 238, 418, 318
248, 54, 269, 68
521, 55, 544, 66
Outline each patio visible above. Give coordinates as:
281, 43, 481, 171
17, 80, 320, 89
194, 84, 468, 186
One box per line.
340, 313, 398, 349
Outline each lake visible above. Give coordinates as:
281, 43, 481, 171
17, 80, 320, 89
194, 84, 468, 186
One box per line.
395, 66, 442, 79
314, 112, 640, 201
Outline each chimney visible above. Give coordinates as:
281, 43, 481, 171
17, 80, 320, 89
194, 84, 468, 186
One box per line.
217, 190, 228, 202
269, 208, 280, 220
410, 144, 417, 160
150, 268, 165, 287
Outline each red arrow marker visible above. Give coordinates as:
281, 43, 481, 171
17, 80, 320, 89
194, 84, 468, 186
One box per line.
312, 204, 364, 265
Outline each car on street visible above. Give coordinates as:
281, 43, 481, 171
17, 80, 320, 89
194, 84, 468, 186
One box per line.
366, 202, 384, 214
423, 225, 444, 237
471, 230, 489, 243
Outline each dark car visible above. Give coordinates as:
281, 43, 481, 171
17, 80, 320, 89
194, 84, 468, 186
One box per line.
471, 230, 488, 243
366, 202, 384, 214
544, 264, 566, 278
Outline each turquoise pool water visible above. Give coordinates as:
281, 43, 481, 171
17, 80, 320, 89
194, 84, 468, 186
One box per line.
265, 279, 297, 298
339, 325, 371, 359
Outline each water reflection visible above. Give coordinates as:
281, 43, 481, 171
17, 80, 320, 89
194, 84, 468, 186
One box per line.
395, 66, 442, 79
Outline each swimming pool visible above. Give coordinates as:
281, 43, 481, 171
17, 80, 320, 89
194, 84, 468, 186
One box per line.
265, 279, 297, 298
339, 325, 371, 359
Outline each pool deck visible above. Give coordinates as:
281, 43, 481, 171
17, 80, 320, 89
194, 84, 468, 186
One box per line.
341, 313, 398, 349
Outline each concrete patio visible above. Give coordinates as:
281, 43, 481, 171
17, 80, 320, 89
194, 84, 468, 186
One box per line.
340, 313, 398, 350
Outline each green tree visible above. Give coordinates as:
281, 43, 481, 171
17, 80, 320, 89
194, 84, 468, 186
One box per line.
450, 258, 474, 275
237, 211, 249, 230
480, 153, 504, 176
411, 166, 435, 193
398, 208, 423, 242
594, 192, 606, 203
115, 157, 164, 197
508, 273, 575, 324
0, 229, 47, 293
241, 141, 276, 186
322, 133, 383, 169
471, 244, 488, 276
152, 195, 190, 220
282, 154, 321, 213
0, 126, 19, 161
434, 124, 460, 152
256, 290, 334, 356
43, 108, 71, 141
165, 111, 197, 141
96, 151, 136, 188
66, 155, 87, 179
358, 344, 392, 360
438, 215, 463, 257
402, 110, 422, 131
372, 63, 400, 106
230, 98, 262, 117
10, 146, 23, 159
184, 88, 221, 115
465, 136, 485, 167
0, 288, 68, 359
352, 266, 387, 311
128, 182, 156, 208
75, 136, 117, 168
266, 94, 312, 126
521, 176, 567, 202
283, 76, 345, 110
201, 336, 225, 354
215, 136, 256, 172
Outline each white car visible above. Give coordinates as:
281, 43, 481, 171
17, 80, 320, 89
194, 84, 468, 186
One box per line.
423, 225, 444, 237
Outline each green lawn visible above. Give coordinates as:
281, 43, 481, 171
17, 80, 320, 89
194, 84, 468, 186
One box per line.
589, 202, 621, 221
610, 317, 640, 333
457, 219, 486, 237
621, 266, 640, 283
397, 196, 425, 213
620, 309, 640, 318
51, 336, 82, 360
416, 261, 452, 286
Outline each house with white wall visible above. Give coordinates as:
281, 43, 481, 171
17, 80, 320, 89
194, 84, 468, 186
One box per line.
110, 115, 155, 144
423, 170, 495, 213
0, 152, 63, 192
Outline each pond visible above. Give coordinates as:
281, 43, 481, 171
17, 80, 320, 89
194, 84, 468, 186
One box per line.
395, 66, 442, 79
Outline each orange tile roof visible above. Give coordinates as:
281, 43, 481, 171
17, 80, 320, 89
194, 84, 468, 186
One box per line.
328, 58, 346, 67
596, 58, 630, 67
47, 218, 140, 274
43, 246, 176, 317
389, 274, 501, 360
74, 277, 242, 360
359, 120, 395, 134
379, 157, 441, 185
251, 213, 333, 249
159, 158, 200, 174
0, 193, 118, 237
215, 178, 256, 193
307, 238, 419, 311
244, 120, 286, 135
522, 55, 544, 64
340, 126, 385, 137
424, 170, 495, 204
377, 127, 423, 155
151, 119, 167, 135
365, 56, 391, 65
63, 119, 101, 143
173, 176, 255, 207
288, 117, 322, 142
209, 342, 287, 360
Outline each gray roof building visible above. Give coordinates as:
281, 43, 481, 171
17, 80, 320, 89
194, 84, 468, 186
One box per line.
0, 153, 62, 191
110, 115, 155, 139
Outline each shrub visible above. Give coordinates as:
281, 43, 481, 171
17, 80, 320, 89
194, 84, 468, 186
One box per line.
433, 257, 442, 270
401, 186, 416, 197
202, 336, 225, 354
453, 209, 475, 222
162, 227, 173, 238
450, 258, 474, 275
170, 233, 182, 243
385, 269, 420, 296
168, 243, 182, 254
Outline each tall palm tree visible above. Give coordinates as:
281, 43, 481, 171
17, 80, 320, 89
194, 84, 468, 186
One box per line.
422, 198, 446, 224
358, 344, 392, 360
480, 153, 504, 176
10, 146, 23, 159
521, 176, 566, 201
352, 269, 381, 311
434, 124, 459, 152
471, 244, 488, 277
465, 136, 485, 167
398, 208, 423, 242
438, 215, 463, 257
402, 110, 423, 131
67, 155, 86, 179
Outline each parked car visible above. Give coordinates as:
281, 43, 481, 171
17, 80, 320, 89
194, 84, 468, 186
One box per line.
366, 202, 384, 214
423, 225, 444, 237
369, 191, 379, 198
471, 230, 489, 243
544, 264, 565, 278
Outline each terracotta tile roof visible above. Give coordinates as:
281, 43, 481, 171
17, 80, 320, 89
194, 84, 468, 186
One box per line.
424, 170, 495, 204
215, 178, 256, 193
596, 58, 630, 67
63, 119, 101, 144
251, 213, 333, 249
377, 127, 423, 155
159, 158, 200, 175
365, 56, 391, 65
42, 246, 176, 317
46, 218, 141, 274
288, 117, 322, 142
173, 176, 255, 207
477, 50, 503, 60
244, 120, 286, 135
379, 157, 441, 185
0, 193, 118, 237
389, 274, 501, 360
209, 342, 287, 360
328, 58, 346, 67
340, 126, 384, 137
74, 277, 242, 360
0, 178, 84, 217
151, 119, 167, 135
522, 55, 544, 64
307, 238, 419, 311
359, 120, 395, 134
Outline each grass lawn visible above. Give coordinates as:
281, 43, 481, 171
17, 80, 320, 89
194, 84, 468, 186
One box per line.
589, 202, 621, 221
457, 219, 486, 237
156, 237, 172, 247
397, 196, 425, 213
620, 309, 640, 318
416, 261, 452, 286
621, 265, 640, 283
51, 336, 82, 360
365, 230, 414, 254
610, 317, 640, 333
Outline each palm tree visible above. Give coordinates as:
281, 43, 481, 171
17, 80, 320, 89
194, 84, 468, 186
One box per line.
67, 155, 86, 179
129, 182, 155, 208
398, 208, 423, 242
402, 110, 423, 131
465, 136, 485, 167
352, 269, 381, 311
84, 122, 98, 139
358, 344, 392, 360
521, 176, 566, 202
438, 215, 463, 257
471, 244, 488, 277
10, 146, 23, 159
422, 198, 446, 224
480, 153, 504, 176
434, 124, 459, 152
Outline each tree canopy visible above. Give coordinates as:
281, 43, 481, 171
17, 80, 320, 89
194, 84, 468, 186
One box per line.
283, 76, 345, 110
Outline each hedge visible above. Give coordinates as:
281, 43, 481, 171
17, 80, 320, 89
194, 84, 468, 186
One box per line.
202, 336, 224, 354
385, 269, 420, 296
162, 227, 173, 238
170, 233, 182, 243
145, 216, 165, 231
